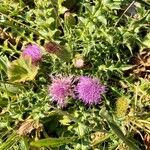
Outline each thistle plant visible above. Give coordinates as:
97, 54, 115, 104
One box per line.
0, 0, 150, 150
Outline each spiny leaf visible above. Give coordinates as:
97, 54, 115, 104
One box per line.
7, 57, 39, 83
59, 115, 71, 125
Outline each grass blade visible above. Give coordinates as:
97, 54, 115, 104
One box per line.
0, 133, 20, 150
30, 137, 76, 148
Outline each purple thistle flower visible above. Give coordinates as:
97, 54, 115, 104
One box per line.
48, 75, 73, 107
75, 76, 106, 105
22, 44, 42, 63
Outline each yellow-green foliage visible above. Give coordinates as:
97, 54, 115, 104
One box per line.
7, 57, 39, 83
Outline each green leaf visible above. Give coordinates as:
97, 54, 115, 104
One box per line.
75, 123, 87, 137
120, 65, 136, 71
0, 132, 20, 150
58, 0, 67, 14
97, 15, 107, 25
0, 56, 9, 73
57, 49, 71, 62
91, 133, 111, 146
64, 12, 76, 27
135, 0, 150, 8
100, 111, 140, 150
30, 137, 76, 148
0, 83, 21, 96
0, 97, 8, 107
108, 121, 140, 150
7, 57, 39, 83
20, 137, 30, 150
59, 115, 71, 125
143, 32, 150, 48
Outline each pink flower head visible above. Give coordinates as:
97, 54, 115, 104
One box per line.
74, 58, 84, 68
73, 54, 84, 68
22, 44, 42, 63
48, 75, 73, 107
75, 76, 106, 105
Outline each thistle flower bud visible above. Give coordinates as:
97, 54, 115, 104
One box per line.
44, 42, 61, 54
115, 96, 129, 118
64, 11, 76, 26
73, 54, 84, 68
